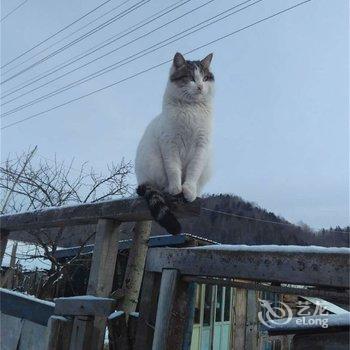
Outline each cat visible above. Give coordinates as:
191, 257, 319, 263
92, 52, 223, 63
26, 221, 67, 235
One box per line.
135, 52, 214, 234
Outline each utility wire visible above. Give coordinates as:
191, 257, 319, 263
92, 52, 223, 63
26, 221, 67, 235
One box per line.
0, 0, 29, 23
1, 0, 151, 84
1, 0, 187, 99
1, 0, 312, 130
1, 0, 134, 77
2, 0, 257, 116
2, 0, 213, 109
1, 0, 113, 69
202, 207, 297, 227
1, 0, 194, 104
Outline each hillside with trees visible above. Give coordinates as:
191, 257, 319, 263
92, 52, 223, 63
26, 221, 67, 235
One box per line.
152, 194, 349, 247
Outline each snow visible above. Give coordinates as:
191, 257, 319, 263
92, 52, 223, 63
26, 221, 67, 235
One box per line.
55, 295, 114, 302
0, 288, 55, 307
192, 244, 350, 254
108, 311, 124, 320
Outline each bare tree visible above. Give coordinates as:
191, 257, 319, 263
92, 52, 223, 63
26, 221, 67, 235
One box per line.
0, 147, 133, 297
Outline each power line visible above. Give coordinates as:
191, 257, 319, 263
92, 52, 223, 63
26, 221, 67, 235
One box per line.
1, 0, 187, 99
2, 0, 258, 116
1, 0, 312, 130
1, 0, 193, 105
1, 0, 134, 77
202, 207, 297, 226
1, 0, 151, 84
1, 0, 212, 109
202, 208, 350, 233
0, 0, 29, 23
1, 0, 113, 69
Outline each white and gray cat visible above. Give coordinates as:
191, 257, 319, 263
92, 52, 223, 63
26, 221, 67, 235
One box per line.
135, 52, 214, 234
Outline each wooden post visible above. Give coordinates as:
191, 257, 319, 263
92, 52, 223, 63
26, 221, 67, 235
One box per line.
69, 316, 94, 350
46, 315, 73, 350
87, 219, 121, 350
152, 269, 179, 350
168, 280, 196, 350
0, 229, 9, 266
134, 271, 161, 350
245, 290, 258, 350
232, 288, 248, 350
118, 220, 152, 316
128, 312, 139, 349
107, 311, 128, 350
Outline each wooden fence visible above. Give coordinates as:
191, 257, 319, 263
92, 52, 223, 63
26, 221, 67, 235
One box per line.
1, 198, 349, 350
0, 197, 201, 350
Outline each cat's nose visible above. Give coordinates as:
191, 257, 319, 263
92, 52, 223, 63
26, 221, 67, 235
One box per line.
197, 85, 203, 91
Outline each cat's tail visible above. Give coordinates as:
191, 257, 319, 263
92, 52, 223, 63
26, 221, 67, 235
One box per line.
136, 184, 182, 235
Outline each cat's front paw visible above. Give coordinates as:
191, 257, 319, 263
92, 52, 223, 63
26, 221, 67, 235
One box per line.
166, 183, 182, 196
182, 182, 197, 202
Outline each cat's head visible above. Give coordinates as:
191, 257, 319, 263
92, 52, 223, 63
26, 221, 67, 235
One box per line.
167, 52, 214, 102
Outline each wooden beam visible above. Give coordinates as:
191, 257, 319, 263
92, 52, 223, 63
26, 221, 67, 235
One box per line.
146, 246, 350, 288
0, 197, 201, 231
152, 269, 179, 350
55, 296, 116, 316
118, 221, 152, 315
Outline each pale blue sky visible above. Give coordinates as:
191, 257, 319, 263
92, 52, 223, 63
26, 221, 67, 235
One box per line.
1, 0, 349, 229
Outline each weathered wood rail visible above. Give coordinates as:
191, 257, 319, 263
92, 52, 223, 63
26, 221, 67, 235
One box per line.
134, 245, 350, 350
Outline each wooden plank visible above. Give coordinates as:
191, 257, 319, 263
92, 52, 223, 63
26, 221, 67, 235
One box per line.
55, 296, 115, 316
128, 312, 139, 350
232, 288, 247, 350
152, 269, 179, 350
107, 311, 128, 350
87, 220, 121, 296
118, 221, 152, 315
134, 271, 160, 350
46, 316, 73, 350
168, 280, 196, 350
0, 313, 23, 350
18, 319, 48, 350
69, 316, 94, 350
0, 230, 9, 266
292, 332, 349, 350
245, 290, 258, 350
146, 247, 350, 288
0, 288, 54, 326
0, 197, 201, 231
86, 219, 121, 350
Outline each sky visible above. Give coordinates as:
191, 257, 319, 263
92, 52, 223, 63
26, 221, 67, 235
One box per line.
1, 0, 349, 230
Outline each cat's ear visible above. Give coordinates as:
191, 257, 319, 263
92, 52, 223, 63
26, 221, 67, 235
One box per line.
173, 52, 186, 68
201, 53, 213, 69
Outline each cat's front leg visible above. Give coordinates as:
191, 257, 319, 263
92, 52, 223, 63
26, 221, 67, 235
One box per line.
183, 145, 207, 202
161, 142, 182, 196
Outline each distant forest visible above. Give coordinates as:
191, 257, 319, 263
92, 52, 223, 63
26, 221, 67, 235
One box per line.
151, 194, 349, 247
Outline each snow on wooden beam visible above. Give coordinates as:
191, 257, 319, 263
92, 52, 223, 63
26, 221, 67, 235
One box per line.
146, 245, 350, 288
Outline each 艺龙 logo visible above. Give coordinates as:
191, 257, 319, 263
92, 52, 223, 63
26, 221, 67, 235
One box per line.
258, 299, 293, 328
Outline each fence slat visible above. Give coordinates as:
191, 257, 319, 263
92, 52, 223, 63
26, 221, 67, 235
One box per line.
46, 316, 73, 350
152, 269, 179, 350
